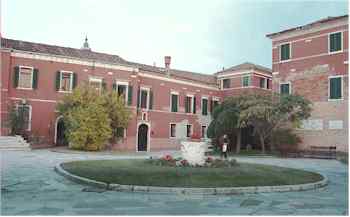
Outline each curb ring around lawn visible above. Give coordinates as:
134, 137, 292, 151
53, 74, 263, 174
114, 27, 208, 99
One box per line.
54, 163, 328, 195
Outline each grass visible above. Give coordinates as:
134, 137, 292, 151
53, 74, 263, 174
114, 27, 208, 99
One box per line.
211, 149, 279, 157
61, 159, 323, 188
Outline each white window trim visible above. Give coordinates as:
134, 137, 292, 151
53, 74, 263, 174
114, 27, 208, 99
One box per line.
17, 66, 34, 90
221, 78, 231, 89
16, 104, 32, 131
279, 81, 292, 95
185, 94, 195, 114
170, 91, 179, 112
186, 124, 193, 138
280, 42, 292, 62
328, 31, 343, 54
169, 123, 176, 138
201, 125, 207, 138
242, 75, 251, 87
116, 81, 129, 104
140, 87, 151, 110
328, 75, 344, 101
89, 77, 103, 90
59, 70, 74, 93
259, 77, 267, 89
201, 96, 209, 116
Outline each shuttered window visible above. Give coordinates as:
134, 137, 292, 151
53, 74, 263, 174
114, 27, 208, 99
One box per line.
185, 96, 194, 113
171, 93, 178, 112
140, 89, 148, 109
280, 43, 290, 61
202, 98, 208, 115
89, 78, 102, 91
280, 83, 290, 95
186, 125, 192, 138
17, 66, 34, 89
329, 77, 342, 100
222, 79, 230, 89
242, 76, 250, 87
170, 124, 176, 138
17, 104, 31, 131
259, 77, 266, 88
329, 32, 342, 53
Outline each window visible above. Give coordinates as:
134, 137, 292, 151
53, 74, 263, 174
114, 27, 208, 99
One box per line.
280, 43, 290, 61
89, 77, 102, 91
329, 32, 342, 53
170, 123, 176, 138
202, 97, 208, 115
116, 82, 128, 104
170, 92, 179, 112
213, 98, 219, 111
140, 89, 149, 109
185, 95, 194, 113
59, 71, 73, 92
329, 76, 342, 100
267, 79, 271, 89
259, 77, 266, 88
222, 79, 231, 89
242, 76, 250, 87
18, 66, 33, 89
201, 126, 207, 138
280, 82, 291, 95
17, 104, 31, 131
186, 125, 192, 138
115, 127, 126, 138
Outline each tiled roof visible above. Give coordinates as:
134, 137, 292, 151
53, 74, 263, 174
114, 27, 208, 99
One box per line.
266, 15, 348, 38
1, 37, 218, 86
216, 62, 272, 75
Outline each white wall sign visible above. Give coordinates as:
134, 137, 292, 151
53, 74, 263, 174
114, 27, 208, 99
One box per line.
301, 119, 323, 130
329, 120, 343, 130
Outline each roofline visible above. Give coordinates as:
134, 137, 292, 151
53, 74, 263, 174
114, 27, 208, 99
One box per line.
266, 14, 348, 39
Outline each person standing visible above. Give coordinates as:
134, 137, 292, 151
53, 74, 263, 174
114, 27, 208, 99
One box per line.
221, 134, 228, 159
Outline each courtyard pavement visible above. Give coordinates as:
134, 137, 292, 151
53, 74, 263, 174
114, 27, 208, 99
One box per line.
1, 149, 348, 215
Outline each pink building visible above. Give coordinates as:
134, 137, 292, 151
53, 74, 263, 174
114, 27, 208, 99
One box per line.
267, 15, 348, 152
0, 37, 271, 151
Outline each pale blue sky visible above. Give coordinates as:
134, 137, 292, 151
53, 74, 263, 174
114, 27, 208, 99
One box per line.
1, 0, 348, 74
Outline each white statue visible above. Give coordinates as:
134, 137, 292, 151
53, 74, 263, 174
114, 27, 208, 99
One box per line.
180, 141, 207, 166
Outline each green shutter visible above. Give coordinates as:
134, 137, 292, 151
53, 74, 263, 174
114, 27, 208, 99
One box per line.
13, 66, 19, 88
55, 71, 61, 91
202, 98, 208, 115
193, 96, 196, 114
185, 97, 189, 113
137, 88, 140, 108
280, 83, 290, 95
72, 73, 77, 89
171, 94, 178, 112
330, 77, 342, 99
149, 90, 153, 110
32, 68, 38, 89
209, 99, 213, 113
330, 32, 342, 52
127, 86, 133, 106
112, 83, 117, 91
281, 44, 290, 60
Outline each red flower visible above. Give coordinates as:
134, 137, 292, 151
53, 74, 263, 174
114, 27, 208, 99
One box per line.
206, 156, 213, 162
180, 159, 189, 166
162, 154, 173, 161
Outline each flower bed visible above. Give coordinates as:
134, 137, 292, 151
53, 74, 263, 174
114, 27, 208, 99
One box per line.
146, 155, 237, 168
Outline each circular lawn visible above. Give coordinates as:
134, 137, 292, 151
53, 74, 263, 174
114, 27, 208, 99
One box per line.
61, 159, 324, 188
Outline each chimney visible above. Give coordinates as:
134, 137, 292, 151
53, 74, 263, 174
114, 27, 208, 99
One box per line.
164, 56, 171, 69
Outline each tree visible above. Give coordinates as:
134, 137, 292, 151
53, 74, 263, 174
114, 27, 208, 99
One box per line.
239, 94, 312, 154
57, 84, 131, 151
6, 103, 28, 136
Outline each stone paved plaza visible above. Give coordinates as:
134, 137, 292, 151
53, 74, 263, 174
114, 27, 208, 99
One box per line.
1, 150, 348, 215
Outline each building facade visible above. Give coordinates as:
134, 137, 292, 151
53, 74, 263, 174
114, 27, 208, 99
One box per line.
267, 15, 348, 152
0, 38, 271, 151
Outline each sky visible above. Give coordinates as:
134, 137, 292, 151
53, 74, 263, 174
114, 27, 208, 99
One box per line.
1, 0, 348, 74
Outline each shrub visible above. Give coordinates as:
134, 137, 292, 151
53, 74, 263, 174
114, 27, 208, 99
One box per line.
270, 128, 302, 156
210, 159, 238, 168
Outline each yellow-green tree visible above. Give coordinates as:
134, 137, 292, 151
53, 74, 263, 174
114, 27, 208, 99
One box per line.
57, 84, 131, 151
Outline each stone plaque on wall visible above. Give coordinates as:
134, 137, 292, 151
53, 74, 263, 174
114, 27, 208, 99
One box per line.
301, 119, 323, 130
329, 120, 343, 130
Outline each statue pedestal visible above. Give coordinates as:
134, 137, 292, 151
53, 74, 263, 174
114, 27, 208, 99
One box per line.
181, 141, 207, 166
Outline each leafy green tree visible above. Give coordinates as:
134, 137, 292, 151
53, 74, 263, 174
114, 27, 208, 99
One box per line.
57, 84, 131, 151
239, 94, 312, 154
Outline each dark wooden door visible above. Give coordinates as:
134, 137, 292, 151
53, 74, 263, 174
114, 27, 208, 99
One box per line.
137, 124, 148, 151
56, 119, 68, 146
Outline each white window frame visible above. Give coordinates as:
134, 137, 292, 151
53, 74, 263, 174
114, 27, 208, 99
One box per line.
169, 123, 176, 138
259, 77, 267, 89
328, 75, 343, 101
242, 75, 251, 87
89, 77, 103, 90
16, 104, 32, 131
201, 96, 209, 116
185, 94, 195, 114
201, 125, 207, 138
279, 81, 292, 95
170, 91, 179, 112
280, 42, 292, 62
221, 78, 231, 89
116, 81, 129, 104
59, 70, 74, 93
17, 66, 34, 90
186, 124, 193, 138
139, 87, 151, 110
328, 31, 343, 54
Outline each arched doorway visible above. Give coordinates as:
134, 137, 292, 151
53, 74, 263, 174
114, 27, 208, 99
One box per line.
55, 117, 68, 146
137, 123, 149, 151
